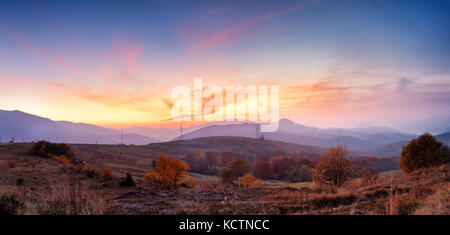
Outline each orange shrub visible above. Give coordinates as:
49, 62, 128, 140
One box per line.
238, 173, 263, 188
143, 171, 163, 187
100, 167, 114, 181
82, 163, 98, 178
180, 177, 197, 189
144, 155, 190, 189
51, 155, 71, 165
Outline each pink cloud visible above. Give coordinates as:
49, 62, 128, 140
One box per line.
111, 37, 143, 76
189, 1, 315, 54
97, 37, 146, 85
0, 26, 86, 77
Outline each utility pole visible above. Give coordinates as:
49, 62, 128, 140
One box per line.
256, 124, 261, 138
121, 130, 124, 145
180, 120, 183, 141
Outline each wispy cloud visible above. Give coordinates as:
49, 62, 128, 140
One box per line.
189, 0, 315, 54
0, 26, 86, 76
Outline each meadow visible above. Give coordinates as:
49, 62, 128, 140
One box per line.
0, 138, 448, 215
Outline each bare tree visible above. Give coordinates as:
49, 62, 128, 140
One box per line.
313, 146, 354, 187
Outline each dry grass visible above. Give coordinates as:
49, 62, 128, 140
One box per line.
271, 188, 309, 200
0, 194, 26, 215
19, 181, 109, 215
310, 191, 358, 209
7, 160, 16, 168
413, 183, 450, 215
1, 143, 449, 215
99, 167, 114, 181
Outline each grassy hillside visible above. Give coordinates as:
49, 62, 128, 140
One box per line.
146, 136, 327, 157
1, 142, 448, 215
1, 140, 449, 215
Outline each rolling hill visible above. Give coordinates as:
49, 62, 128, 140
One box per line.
146, 136, 327, 157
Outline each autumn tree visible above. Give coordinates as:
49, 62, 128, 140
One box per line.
288, 165, 313, 182
219, 158, 251, 185
253, 160, 274, 180
185, 149, 208, 173
313, 146, 354, 187
221, 152, 237, 166
272, 157, 295, 180
205, 151, 218, 173
144, 155, 190, 189
399, 133, 449, 174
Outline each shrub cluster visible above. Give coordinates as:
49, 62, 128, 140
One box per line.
219, 158, 251, 186
253, 157, 314, 181
30, 141, 75, 162
288, 165, 313, 182
237, 173, 262, 188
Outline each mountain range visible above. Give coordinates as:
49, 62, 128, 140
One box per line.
0, 109, 448, 157
0, 110, 157, 145
171, 119, 417, 153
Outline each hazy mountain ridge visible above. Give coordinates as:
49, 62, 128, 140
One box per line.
172, 118, 417, 152
1, 109, 447, 155
370, 132, 450, 156
0, 110, 157, 144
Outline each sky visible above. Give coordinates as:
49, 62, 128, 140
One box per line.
0, 0, 449, 129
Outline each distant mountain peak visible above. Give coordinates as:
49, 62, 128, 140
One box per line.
279, 118, 295, 124
354, 121, 375, 128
